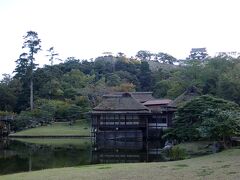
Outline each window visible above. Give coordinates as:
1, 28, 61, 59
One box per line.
149, 114, 168, 129
152, 115, 167, 124
159, 117, 167, 124
106, 114, 114, 120
120, 115, 125, 120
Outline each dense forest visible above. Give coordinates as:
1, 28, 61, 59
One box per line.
1, 31, 240, 131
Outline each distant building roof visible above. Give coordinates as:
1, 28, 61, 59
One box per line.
131, 92, 155, 103
92, 93, 151, 114
190, 48, 207, 53
110, 92, 155, 103
170, 86, 201, 107
143, 99, 172, 106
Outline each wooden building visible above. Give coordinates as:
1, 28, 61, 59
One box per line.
188, 48, 208, 60
90, 92, 176, 140
143, 99, 176, 138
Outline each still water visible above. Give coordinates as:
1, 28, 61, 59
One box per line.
0, 138, 166, 175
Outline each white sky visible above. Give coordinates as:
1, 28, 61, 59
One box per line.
0, 0, 240, 78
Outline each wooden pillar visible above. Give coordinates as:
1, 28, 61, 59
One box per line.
124, 114, 126, 139
8, 122, 11, 135
96, 115, 99, 141
103, 114, 106, 141
91, 114, 93, 139
146, 140, 149, 162
146, 115, 149, 140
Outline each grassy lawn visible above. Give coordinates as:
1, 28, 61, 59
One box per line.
1, 148, 240, 180
10, 120, 90, 137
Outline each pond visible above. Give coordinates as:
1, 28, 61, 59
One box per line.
0, 138, 212, 175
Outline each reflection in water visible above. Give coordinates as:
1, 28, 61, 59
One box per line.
92, 139, 165, 163
0, 138, 168, 175
0, 138, 92, 175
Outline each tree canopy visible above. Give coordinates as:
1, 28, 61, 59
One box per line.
171, 95, 240, 143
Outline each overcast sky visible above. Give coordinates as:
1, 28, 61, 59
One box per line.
0, 0, 240, 78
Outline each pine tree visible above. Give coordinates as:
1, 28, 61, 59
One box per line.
15, 31, 41, 111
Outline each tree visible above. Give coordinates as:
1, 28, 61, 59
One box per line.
0, 85, 16, 111
46, 47, 60, 66
117, 52, 126, 58
14, 53, 31, 111
45, 47, 61, 99
66, 105, 82, 124
198, 109, 240, 148
105, 73, 121, 86
154, 52, 177, 64
138, 61, 152, 91
171, 95, 240, 141
1, 74, 12, 85
153, 80, 171, 98
136, 50, 152, 61
114, 82, 135, 92
14, 53, 30, 79
21, 31, 41, 111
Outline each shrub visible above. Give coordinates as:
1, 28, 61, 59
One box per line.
168, 146, 187, 160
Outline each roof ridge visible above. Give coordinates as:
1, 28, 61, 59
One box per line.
93, 93, 151, 112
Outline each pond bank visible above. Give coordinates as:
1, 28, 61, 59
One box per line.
9, 135, 91, 138
10, 120, 90, 137
1, 148, 240, 180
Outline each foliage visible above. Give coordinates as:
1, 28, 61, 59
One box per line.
172, 95, 240, 142
105, 73, 121, 86
13, 99, 78, 130
138, 61, 152, 91
46, 46, 60, 66
14, 31, 41, 111
66, 105, 82, 123
0, 111, 15, 116
167, 146, 187, 160
113, 83, 136, 92
0, 85, 17, 111
198, 110, 240, 146
136, 50, 152, 61
154, 52, 177, 64
12, 110, 35, 131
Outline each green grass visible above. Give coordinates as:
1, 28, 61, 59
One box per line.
10, 120, 90, 137
1, 149, 240, 180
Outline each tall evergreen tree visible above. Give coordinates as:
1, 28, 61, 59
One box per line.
20, 31, 41, 111
46, 46, 60, 66
138, 61, 152, 91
